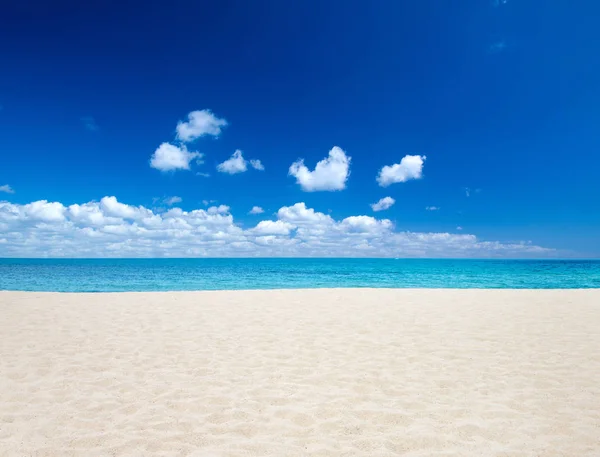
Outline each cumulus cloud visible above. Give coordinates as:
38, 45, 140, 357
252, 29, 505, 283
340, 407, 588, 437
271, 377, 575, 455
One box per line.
377, 155, 426, 187
23, 200, 67, 222
249, 206, 264, 215
175, 109, 227, 143
289, 146, 350, 192
277, 202, 333, 225
340, 215, 393, 233
100, 196, 152, 220
150, 143, 203, 172
0, 184, 15, 194
149, 109, 224, 173
217, 150, 264, 174
371, 197, 395, 212
426, 206, 440, 211
0, 197, 556, 258
251, 220, 294, 236
207, 205, 230, 215
217, 150, 246, 174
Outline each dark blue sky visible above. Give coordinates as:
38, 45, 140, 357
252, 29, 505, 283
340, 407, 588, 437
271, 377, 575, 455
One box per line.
1, 0, 599, 257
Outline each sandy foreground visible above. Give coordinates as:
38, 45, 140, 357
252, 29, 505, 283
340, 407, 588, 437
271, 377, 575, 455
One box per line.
1, 289, 599, 456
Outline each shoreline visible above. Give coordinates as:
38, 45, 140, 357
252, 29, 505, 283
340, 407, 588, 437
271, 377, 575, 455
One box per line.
2, 287, 600, 294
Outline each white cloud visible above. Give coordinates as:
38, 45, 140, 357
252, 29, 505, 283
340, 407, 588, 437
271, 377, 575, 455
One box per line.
371, 196, 395, 212
217, 150, 264, 175
0, 184, 15, 194
164, 196, 182, 206
68, 202, 116, 226
251, 220, 294, 236
175, 109, 227, 143
207, 205, 230, 215
150, 143, 203, 172
253, 235, 298, 247
277, 202, 333, 225
457, 226, 463, 231
377, 155, 426, 187
196, 172, 210, 178
0, 197, 556, 258
340, 216, 393, 233
426, 206, 440, 211
249, 206, 264, 215
100, 196, 151, 220
289, 146, 350, 192
23, 200, 66, 222
217, 150, 247, 174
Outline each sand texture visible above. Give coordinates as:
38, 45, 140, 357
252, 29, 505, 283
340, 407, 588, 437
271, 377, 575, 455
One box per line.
1, 289, 599, 456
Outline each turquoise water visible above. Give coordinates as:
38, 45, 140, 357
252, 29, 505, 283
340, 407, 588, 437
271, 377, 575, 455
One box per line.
0, 258, 599, 291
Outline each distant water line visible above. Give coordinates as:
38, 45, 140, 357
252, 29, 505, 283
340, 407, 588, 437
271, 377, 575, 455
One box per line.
0, 258, 599, 292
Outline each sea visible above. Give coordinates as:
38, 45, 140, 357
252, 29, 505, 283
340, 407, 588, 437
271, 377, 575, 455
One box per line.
0, 258, 599, 292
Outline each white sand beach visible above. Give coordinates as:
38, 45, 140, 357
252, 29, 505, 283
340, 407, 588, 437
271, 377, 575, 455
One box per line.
1, 289, 599, 456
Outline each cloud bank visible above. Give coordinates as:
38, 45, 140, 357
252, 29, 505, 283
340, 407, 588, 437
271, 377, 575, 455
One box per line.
0, 196, 555, 258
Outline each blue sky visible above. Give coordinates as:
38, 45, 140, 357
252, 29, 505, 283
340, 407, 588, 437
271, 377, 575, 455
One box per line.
1, 0, 599, 257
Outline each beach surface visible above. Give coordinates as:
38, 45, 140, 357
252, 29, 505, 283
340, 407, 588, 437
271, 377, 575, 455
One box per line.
1, 289, 599, 456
